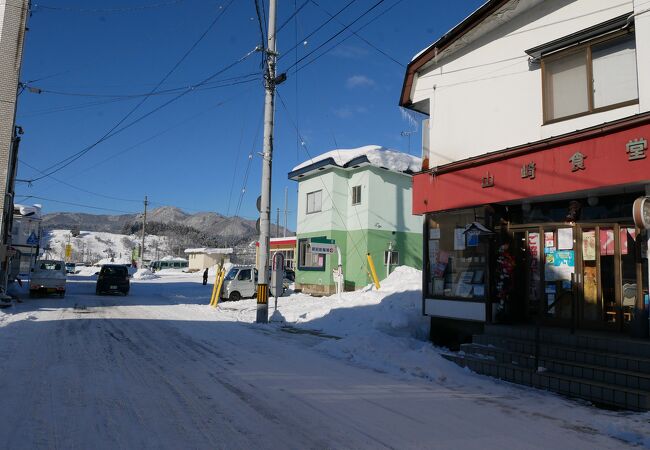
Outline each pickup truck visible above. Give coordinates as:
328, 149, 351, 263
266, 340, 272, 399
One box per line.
30, 260, 67, 298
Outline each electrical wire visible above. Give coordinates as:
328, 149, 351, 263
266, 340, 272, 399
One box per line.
309, 0, 404, 68
283, 0, 386, 72
278, 0, 357, 62
14, 195, 138, 214
32, 1, 187, 13
25, 0, 237, 182
273, 0, 309, 37
289, 0, 405, 75
22, 46, 258, 184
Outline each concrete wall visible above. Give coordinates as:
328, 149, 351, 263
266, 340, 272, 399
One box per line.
411, 0, 646, 167
0, 1, 28, 246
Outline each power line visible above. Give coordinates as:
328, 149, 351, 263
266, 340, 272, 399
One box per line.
17, 159, 141, 203
309, 0, 404, 68
23, 72, 259, 99
19, 75, 259, 118
14, 195, 138, 214
274, 0, 309, 37
278, 0, 357, 62
289, 0, 405, 75
32, 1, 187, 13
23, 46, 258, 183
26, 0, 237, 182
283, 0, 386, 72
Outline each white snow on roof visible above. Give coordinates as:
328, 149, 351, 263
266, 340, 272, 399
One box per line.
160, 256, 188, 261
292, 145, 421, 174
14, 204, 42, 218
184, 247, 233, 255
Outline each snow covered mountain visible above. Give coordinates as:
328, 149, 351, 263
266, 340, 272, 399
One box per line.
42, 206, 293, 245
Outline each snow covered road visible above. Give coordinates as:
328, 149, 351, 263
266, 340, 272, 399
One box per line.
0, 274, 647, 449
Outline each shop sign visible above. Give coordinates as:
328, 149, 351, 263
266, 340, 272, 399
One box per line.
633, 196, 650, 229
481, 172, 494, 188
309, 242, 336, 254
626, 138, 647, 161
521, 162, 536, 179
569, 152, 586, 172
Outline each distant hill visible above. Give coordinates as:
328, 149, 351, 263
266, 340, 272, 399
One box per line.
42, 206, 293, 249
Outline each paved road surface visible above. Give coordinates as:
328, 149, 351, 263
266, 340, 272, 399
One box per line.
0, 278, 636, 449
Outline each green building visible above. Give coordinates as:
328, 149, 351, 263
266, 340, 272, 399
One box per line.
288, 145, 423, 295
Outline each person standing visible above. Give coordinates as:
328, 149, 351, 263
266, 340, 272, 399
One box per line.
202, 267, 209, 285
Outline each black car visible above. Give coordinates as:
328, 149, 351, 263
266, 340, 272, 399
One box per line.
96, 264, 130, 295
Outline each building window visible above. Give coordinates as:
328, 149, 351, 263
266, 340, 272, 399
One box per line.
542, 32, 637, 123
306, 190, 322, 214
297, 238, 325, 270
426, 209, 488, 301
352, 185, 362, 205
384, 250, 399, 265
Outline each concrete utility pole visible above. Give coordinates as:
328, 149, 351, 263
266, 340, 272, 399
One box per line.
0, 0, 29, 304
140, 195, 148, 268
256, 0, 278, 324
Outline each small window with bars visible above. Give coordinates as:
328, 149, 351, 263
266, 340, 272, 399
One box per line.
352, 185, 362, 205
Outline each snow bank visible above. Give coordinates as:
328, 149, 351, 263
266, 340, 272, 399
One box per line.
292, 145, 421, 173
132, 269, 159, 280
184, 247, 233, 255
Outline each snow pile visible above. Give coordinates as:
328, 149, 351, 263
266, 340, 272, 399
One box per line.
292, 145, 421, 173
95, 257, 131, 266
14, 203, 42, 218
132, 268, 159, 280
215, 266, 466, 383
184, 248, 233, 255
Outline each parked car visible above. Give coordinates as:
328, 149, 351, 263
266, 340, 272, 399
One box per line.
221, 265, 257, 301
221, 266, 289, 301
96, 264, 130, 295
30, 260, 66, 297
65, 262, 76, 274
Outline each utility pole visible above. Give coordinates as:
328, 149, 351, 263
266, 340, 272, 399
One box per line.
276, 208, 280, 238
256, 0, 278, 324
283, 186, 288, 238
140, 195, 148, 269
0, 1, 29, 304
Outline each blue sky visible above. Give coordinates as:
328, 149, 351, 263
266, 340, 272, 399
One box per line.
15, 0, 484, 224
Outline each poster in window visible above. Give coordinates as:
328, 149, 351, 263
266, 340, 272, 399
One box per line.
582, 230, 596, 261
454, 228, 466, 250
620, 228, 636, 255
472, 270, 484, 283
472, 284, 485, 297
433, 278, 444, 295
557, 228, 573, 250
455, 282, 473, 298
429, 228, 440, 240
544, 232, 555, 248
544, 250, 575, 281
599, 228, 614, 256
466, 230, 480, 247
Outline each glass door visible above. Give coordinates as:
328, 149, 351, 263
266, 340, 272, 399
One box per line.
541, 226, 576, 325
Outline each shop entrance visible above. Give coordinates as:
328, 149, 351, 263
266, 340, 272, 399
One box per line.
508, 223, 642, 332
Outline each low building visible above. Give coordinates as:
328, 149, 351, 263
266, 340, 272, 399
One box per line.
288, 145, 422, 295
256, 237, 296, 270
184, 248, 232, 271
11, 204, 42, 277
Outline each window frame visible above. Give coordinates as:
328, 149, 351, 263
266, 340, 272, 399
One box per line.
541, 30, 638, 125
306, 190, 322, 214
384, 250, 399, 265
351, 185, 362, 206
297, 238, 326, 271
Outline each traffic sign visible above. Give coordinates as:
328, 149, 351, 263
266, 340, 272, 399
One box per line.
309, 242, 336, 254
26, 232, 38, 246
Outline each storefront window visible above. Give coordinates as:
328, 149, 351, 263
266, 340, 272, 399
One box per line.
427, 209, 488, 300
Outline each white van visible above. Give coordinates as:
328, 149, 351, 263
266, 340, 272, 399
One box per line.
221, 265, 257, 301
221, 266, 288, 301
